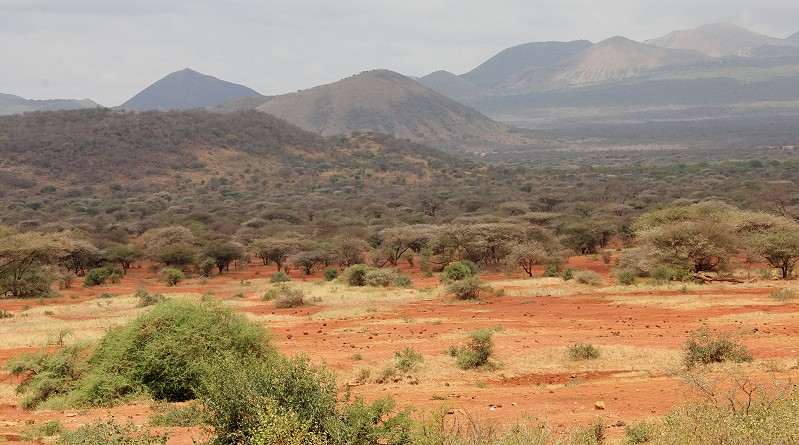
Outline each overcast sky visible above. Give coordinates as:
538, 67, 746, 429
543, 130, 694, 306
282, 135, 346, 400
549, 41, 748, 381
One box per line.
2, 0, 798, 106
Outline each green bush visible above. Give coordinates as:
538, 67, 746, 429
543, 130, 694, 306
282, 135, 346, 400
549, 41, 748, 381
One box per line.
364, 268, 397, 287
446, 275, 487, 300
684, 328, 753, 369
574, 270, 603, 286
84, 266, 123, 287
561, 267, 575, 281
568, 343, 601, 361
394, 347, 423, 373
149, 401, 207, 427
56, 417, 168, 445
21, 419, 63, 441
197, 354, 411, 445
625, 420, 654, 444
323, 268, 339, 281
199, 258, 216, 278
78, 300, 272, 404
7, 342, 91, 409
270, 271, 291, 283
394, 275, 412, 288
342, 264, 372, 286
159, 268, 184, 287
135, 289, 166, 308
614, 269, 638, 285
455, 329, 495, 370
441, 261, 478, 282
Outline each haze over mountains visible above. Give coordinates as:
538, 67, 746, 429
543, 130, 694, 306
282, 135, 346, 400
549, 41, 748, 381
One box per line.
0, 93, 98, 116
3, 22, 799, 157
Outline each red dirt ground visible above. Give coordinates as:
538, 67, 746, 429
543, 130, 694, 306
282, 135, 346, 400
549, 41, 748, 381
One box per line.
1, 255, 797, 443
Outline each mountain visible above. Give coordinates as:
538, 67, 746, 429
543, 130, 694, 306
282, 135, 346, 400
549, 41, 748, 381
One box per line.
788, 31, 799, 42
118, 68, 261, 111
0, 93, 98, 116
416, 70, 483, 101
217, 69, 547, 155
501, 36, 709, 90
646, 23, 799, 57
460, 40, 593, 89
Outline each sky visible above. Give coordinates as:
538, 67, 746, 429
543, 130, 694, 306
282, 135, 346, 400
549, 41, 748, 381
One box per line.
2, 0, 799, 107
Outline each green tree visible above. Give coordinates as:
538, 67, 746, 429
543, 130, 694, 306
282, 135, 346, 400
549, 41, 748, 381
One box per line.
104, 244, 138, 271
508, 241, 551, 277
251, 236, 304, 271
749, 220, 799, 279
0, 226, 72, 298
136, 226, 199, 269
203, 239, 245, 274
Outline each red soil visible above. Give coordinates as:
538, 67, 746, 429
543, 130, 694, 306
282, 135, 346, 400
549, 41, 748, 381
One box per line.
1, 255, 797, 443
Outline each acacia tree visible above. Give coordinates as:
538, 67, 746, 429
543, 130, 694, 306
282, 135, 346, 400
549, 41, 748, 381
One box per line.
331, 236, 368, 268
203, 239, 245, 274
749, 221, 799, 279
0, 226, 72, 298
375, 225, 436, 267
251, 236, 304, 271
136, 226, 199, 269
508, 241, 551, 277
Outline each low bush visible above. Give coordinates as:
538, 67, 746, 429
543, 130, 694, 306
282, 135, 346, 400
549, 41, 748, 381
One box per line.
7, 342, 91, 409
446, 276, 488, 300
56, 417, 168, 445
323, 267, 338, 281
159, 268, 184, 287
568, 343, 601, 361
684, 328, 752, 369
273, 287, 307, 309
394, 347, 423, 373
364, 268, 397, 287
197, 354, 412, 445
574, 270, 603, 286
270, 271, 291, 283
613, 268, 638, 285
342, 264, 372, 286
134, 289, 166, 308
561, 267, 575, 281
199, 258, 216, 278
770, 287, 797, 301
394, 275, 412, 288
440, 261, 478, 282
84, 266, 123, 287
21, 419, 62, 441
454, 329, 495, 370
149, 401, 207, 427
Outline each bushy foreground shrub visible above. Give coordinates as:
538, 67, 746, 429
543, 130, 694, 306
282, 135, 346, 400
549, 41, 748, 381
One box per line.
684, 328, 752, 369
198, 355, 412, 445
9, 301, 272, 408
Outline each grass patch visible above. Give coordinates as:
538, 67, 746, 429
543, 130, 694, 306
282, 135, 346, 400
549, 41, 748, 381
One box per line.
568, 343, 601, 361
394, 347, 423, 373
770, 287, 797, 301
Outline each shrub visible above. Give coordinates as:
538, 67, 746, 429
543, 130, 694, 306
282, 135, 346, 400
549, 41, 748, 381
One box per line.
78, 300, 272, 404
323, 267, 338, 281
21, 419, 62, 441
446, 275, 487, 300
574, 270, 603, 286
343, 264, 371, 286
7, 342, 91, 409
199, 258, 215, 278
770, 287, 797, 301
394, 347, 423, 373
364, 268, 397, 287
624, 420, 654, 444
135, 289, 166, 308
56, 418, 168, 445
149, 401, 207, 427
274, 287, 307, 309
614, 268, 638, 285
569, 343, 601, 361
84, 266, 122, 287
270, 271, 291, 283
441, 261, 478, 282
197, 354, 411, 445
684, 328, 753, 369
394, 275, 413, 288
561, 267, 575, 281
455, 329, 495, 370
159, 268, 184, 287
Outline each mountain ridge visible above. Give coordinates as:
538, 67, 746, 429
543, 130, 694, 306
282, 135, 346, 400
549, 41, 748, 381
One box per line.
118, 68, 261, 111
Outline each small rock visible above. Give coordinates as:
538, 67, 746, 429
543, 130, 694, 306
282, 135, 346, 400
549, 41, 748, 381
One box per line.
613, 421, 626, 427
488, 406, 496, 411
286, 334, 293, 340
594, 401, 606, 410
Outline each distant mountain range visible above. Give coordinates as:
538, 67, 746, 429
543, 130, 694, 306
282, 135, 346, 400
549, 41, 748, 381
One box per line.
3, 22, 799, 157
117, 68, 261, 111
0, 93, 98, 115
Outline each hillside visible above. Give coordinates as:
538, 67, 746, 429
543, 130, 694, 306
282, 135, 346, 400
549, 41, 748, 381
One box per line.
118, 68, 261, 111
0, 93, 98, 116
416, 70, 484, 101
501, 36, 709, 90
646, 23, 799, 57
789, 31, 799, 42
219, 69, 549, 155
460, 40, 593, 89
